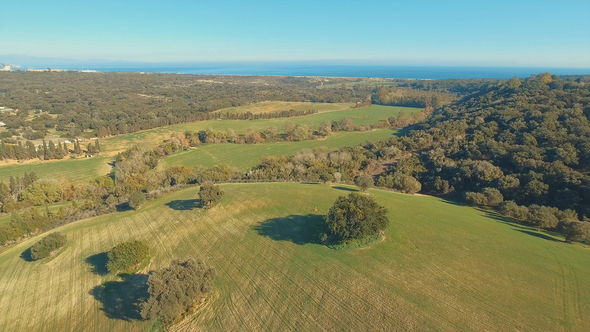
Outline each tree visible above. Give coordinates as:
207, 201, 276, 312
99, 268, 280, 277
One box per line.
354, 173, 373, 192
559, 220, 589, 243
19, 181, 63, 205
141, 259, 216, 326
30, 232, 67, 260
528, 205, 559, 231
318, 120, 332, 136
129, 191, 146, 210
391, 172, 421, 194
106, 240, 149, 273
199, 182, 223, 207
482, 187, 503, 207
324, 193, 389, 244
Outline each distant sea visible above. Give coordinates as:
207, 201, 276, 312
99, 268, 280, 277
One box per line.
38, 63, 590, 79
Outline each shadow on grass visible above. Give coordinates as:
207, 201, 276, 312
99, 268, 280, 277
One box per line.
332, 186, 358, 193
86, 252, 109, 276
20, 247, 34, 262
166, 199, 201, 211
90, 273, 149, 321
516, 229, 562, 242
254, 214, 326, 245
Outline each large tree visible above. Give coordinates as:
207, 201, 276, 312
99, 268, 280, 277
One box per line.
199, 182, 224, 207
324, 193, 389, 244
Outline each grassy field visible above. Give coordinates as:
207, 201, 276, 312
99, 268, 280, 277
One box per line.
164, 128, 400, 170
0, 201, 72, 224
102, 105, 417, 154
0, 105, 416, 183
0, 183, 588, 331
0, 156, 112, 183
215, 101, 354, 114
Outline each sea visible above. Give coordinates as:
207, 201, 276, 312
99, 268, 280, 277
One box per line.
32, 63, 590, 79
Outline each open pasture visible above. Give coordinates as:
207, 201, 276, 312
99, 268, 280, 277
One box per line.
215, 101, 354, 114
0, 183, 588, 331
164, 128, 398, 170
0, 156, 112, 183
102, 105, 417, 154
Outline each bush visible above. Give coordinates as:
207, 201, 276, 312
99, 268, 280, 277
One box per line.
324, 193, 389, 244
465, 192, 487, 206
30, 232, 67, 260
129, 191, 146, 210
141, 258, 216, 326
354, 173, 374, 192
528, 205, 559, 230
106, 240, 149, 273
391, 172, 421, 194
199, 182, 224, 207
499, 201, 529, 220
482, 187, 503, 207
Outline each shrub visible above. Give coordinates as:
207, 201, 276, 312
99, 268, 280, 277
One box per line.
528, 205, 559, 230
141, 258, 216, 326
324, 193, 389, 244
482, 187, 503, 207
199, 182, 224, 207
30, 232, 67, 260
391, 172, 421, 194
465, 192, 487, 206
354, 173, 374, 192
106, 240, 149, 273
129, 191, 146, 210
499, 201, 529, 220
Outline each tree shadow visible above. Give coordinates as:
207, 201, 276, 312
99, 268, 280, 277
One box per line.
516, 229, 561, 242
20, 247, 34, 262
254, 214, 326, 245
166, 199, 201, 211
90, 273, 149, 321
332, 186, 358, 192
86, 252, 109, 276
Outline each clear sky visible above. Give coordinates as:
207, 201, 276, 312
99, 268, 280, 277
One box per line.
1, 0, 589, 67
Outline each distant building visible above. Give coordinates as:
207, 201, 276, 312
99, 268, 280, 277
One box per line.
0, 121, 6, 127
63, 140, 72, 144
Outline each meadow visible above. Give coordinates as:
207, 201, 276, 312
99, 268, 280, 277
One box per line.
0, 104, 417, 182
101, 104, 417, 154
0, 183, 588, 331
214, 101, 354, 114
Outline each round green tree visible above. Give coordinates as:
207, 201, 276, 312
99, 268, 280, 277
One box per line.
324, 193, 389, 244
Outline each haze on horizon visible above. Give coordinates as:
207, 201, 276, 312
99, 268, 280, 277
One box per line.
1, 0, 589, 68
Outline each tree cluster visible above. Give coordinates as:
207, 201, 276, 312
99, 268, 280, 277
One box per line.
106, 240, 150, 274
141, 258, 216, 326
29, 232, 67, 260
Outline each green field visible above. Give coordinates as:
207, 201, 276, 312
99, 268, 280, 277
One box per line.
0, 183, 588, 331
164, 128, 400, 170
102, 105, 417, 154
0, 105, 416, 183
0, 201, 72, 224
215, 101, 355, 114
0, 156, 112, 183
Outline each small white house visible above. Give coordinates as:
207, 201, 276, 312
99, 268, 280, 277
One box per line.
0, 121, 6, 127
63, 140, 72, 144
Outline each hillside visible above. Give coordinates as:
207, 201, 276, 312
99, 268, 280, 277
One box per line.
0, 183, 588, 331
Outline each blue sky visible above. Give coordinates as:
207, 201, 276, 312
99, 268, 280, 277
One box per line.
1, 0, 589, 67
